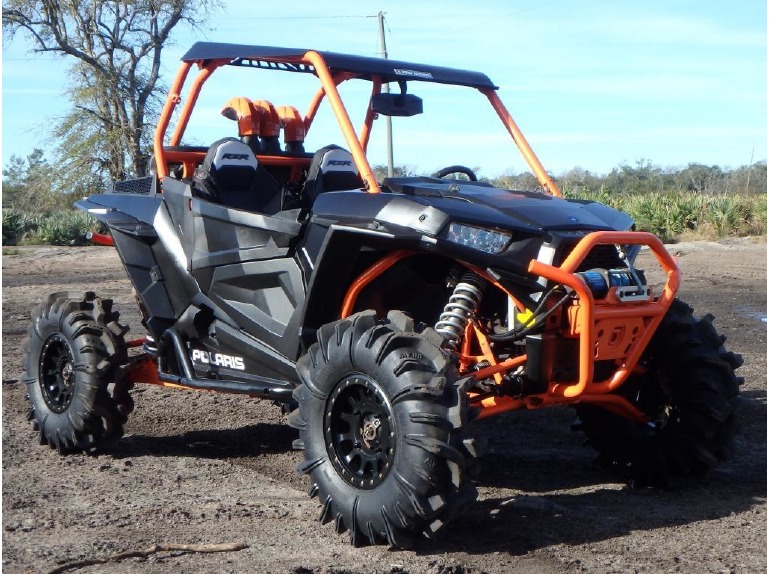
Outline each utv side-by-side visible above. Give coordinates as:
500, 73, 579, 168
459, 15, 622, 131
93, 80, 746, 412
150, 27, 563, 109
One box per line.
23, 42, 742, 547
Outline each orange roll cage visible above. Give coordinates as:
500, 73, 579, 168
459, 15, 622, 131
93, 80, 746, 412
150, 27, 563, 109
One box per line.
151, 50, 561, 198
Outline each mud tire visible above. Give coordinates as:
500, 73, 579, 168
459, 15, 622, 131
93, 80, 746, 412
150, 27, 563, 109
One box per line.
577, 298, 743, 487
289, 310, 475, 547
22, 291, 129, 454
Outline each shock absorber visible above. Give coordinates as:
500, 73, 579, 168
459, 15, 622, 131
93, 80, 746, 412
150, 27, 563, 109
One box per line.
435, 272, 486, 350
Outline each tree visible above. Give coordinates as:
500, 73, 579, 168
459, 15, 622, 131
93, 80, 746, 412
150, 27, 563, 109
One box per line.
1, 149, 64, 212
371, 164, 419, 181
490, 172, 541, 191
2, 0, 220, 182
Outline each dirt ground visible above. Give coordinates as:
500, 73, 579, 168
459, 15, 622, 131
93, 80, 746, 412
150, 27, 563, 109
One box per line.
2, 239, 766, 574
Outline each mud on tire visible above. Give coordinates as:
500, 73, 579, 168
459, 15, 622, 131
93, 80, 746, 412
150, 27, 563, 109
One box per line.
289, 310, 476, 547
577, 298, 743, 487
23, 291, 129, 454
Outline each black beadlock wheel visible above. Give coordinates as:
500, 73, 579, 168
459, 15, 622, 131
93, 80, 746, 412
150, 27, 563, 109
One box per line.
22, 291, 130, 454
324, 374, 396, 490
38, 333, 77, 414
576, 298, 743, 487
288, 310, 476, 547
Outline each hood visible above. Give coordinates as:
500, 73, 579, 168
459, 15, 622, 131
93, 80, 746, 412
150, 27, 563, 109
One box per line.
380, 177, 634, 233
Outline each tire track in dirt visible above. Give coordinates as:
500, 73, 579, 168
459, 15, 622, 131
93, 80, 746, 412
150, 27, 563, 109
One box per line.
2, 241, 765, 574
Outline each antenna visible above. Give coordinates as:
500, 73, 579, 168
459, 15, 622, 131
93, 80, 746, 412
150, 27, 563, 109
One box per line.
378, 11, 394, 177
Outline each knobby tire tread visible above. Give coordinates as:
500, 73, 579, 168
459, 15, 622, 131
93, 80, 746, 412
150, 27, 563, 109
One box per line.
290, 310, 476, 547
22, 292, 129, 454
577, 298, 742, 487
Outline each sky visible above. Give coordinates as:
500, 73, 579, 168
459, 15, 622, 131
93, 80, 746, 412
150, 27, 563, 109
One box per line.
1, 0, 767, 178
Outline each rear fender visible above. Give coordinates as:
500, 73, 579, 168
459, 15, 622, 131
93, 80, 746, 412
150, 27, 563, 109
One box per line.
76, 194, 201, 337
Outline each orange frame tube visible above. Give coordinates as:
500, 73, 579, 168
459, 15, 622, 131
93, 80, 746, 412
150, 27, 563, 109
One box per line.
482, 88, 561, 197
153, 61, 192, 179
302, 51, 380, 194
340, 250, 415, 318
170, 62, 224, 146
338, 231, 677, 423
359, 77, 383, 152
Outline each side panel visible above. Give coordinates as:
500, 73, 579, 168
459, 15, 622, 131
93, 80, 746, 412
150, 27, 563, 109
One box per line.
206, 258, 306, 359
161, 178, 307, 359
189, 199, 301, 269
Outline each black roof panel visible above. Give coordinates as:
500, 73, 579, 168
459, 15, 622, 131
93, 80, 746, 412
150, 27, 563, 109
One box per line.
181, 42, 497, 89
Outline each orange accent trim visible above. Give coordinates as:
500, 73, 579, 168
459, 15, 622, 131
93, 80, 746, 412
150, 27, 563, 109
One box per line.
253, 100, 281, 137
579, 394, 649, 423
474, 391, 647, 422
125, 337, 146, 348
258, 155, 312, 167
529, 231, 679, 398
302, 51, 380, 193
153, 62, 192, 179
481, 88, 561, 197
458, 260, 526, 313
162, 150, 310, 168
472, 355, 527, 381
121, 357, 161, 386
88, 232, 114, 246
162, 149, 205, 164
221, 96, 259, 136
458, 323, 504, 384
475, 395, 526, 419
529, 260, 595, 398
277, 105, 306, 143
120, 356, 200, 391
340, 250, 415, 318
304, 86, 326, 133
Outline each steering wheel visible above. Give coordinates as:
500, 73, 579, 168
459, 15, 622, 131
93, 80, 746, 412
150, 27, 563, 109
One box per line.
432, 165, 478, 181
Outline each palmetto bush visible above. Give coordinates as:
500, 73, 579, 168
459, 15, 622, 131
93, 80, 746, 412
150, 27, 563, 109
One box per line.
3, 210, 103, 246
25, 210, 102, 246
565, 189, 765, 241
2, 210, 39, 245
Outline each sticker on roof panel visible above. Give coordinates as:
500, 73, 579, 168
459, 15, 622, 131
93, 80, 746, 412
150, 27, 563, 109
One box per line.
393, 68, 433, 79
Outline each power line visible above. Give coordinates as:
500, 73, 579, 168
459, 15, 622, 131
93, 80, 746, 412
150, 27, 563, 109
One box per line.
209, 14, 378, 21
402, 0, 565, 42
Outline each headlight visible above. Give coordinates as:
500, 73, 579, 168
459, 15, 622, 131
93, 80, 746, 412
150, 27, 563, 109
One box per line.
446, 223, 511, 254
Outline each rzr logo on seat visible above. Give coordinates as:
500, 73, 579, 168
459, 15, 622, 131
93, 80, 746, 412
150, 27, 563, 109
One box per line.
221, 153, 250, 160
328, 160, 353, 166
191, 349, 246, 370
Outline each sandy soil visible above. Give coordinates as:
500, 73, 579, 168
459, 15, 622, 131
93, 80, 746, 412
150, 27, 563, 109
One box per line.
2, 239, 766, 574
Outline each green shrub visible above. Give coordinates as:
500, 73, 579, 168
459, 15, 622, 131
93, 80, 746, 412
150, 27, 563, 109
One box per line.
566, 189, 765, 241
2, 210, 39, 245
23, 210, 101, 246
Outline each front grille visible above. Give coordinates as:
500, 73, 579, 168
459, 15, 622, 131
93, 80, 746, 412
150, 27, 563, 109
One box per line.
112, 176, 155, 195
555, 243, 624, 271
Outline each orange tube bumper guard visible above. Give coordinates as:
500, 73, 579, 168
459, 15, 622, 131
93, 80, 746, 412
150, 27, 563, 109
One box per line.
529, 231, 679, 398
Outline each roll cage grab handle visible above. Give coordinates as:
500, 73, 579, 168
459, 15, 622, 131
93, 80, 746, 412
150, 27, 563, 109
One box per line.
152, 51, 561, 197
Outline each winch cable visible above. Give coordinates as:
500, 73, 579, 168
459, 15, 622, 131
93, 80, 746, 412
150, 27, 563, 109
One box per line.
488, 286, 571, 343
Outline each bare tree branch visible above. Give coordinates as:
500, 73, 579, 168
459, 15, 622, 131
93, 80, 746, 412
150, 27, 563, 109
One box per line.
2, 0, 220, 180
45, 541, 249, 574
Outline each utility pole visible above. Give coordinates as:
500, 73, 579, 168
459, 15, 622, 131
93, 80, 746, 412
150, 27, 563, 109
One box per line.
378, 11, 394, 177
745, 145, 754, 194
